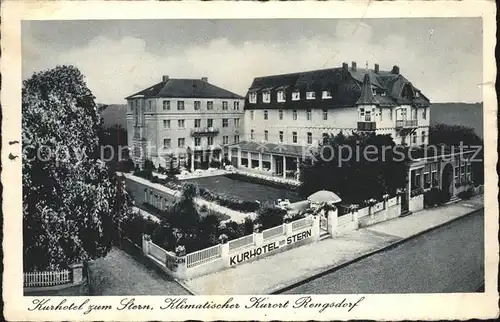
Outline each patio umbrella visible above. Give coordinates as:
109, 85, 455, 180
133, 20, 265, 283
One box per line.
307, 190, 342, 204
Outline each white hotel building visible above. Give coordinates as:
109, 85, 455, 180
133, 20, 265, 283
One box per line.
228, 62, 431, 179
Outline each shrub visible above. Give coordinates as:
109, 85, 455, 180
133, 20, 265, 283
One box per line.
118, 158, 135, 173
256, 206, 286, 230
458, 188, 475, 200
150, 175, 159, 183
209, 160, 221, 169
120, 212, 160, 246
218, 220, 247, 240
424, 188, 447, 207
151, 222, 177, 251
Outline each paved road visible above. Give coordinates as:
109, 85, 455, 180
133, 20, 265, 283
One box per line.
284, 210, 484, 294
87, 246, 190, 295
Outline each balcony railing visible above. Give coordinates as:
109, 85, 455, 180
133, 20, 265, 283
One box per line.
357, 121, 377, 131
191, 127, 219, 136
395, 119, 418, 129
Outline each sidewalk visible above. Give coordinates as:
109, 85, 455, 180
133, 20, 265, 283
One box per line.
183, 195, 484, 295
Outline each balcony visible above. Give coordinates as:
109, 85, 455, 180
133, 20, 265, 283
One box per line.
396, 119, 418, 129
357, 121, 377, 131
190, 127, 219, 136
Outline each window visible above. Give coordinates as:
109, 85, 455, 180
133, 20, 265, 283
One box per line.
359, 107, 365, 120
381, 92, 387, 97
389, 108, 393, 120
306, 91, 316, 100
178, 138, 185, 148
194, 137, 201, 146
207, 119, 214, 128
163, 120, 170, 129
424, 171, 430, 189
163, 138, 171, 149
379, 108, 383, 121
293, 110, 298, 120
277, 91, 286, 102
207, 101, 214, 110
250, 111, 254, 120
306, 109, 312, 121
234, 118, 240, 127
322, 109, 328, 121
322, 91, 332, 99
177, 101, 185, 110
262, 91, 271, 103
292, 132, 297, 143
194, 101, 201, 110
264, 110, 268, 120
365, 110, 372, 122
207, 137, 214, 146
163, 100, 170, 110
223, 136, 229, 145
422, 131, 426, 143
194, 119, 201, 128
307, 132, 312, 144
279, 131, 284, 143
264, 130, 268, 141
412, 133, 417, 144
249, 92, 257, 103
279, 110, 283, 120
234, 135, 240, 143
422, 107, 427, 119
234, 101, 240, 110
222, 101, 228, 110
250, 129, 255, 140
178, 120, 185, 128
148, 100, 152, 111
222, 118, 228, 128
292, 91, 300, 101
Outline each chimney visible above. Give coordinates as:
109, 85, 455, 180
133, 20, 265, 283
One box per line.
391, 65, 400, 74
201, 77, 208, 82
351, 61, 357, 71
374, 63, 379, 73
162, 75, 169, 82
342, 62, 348, 70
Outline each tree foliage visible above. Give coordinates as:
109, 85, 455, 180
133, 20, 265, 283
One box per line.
22, 65, 133, 270
299, 132, 408, 204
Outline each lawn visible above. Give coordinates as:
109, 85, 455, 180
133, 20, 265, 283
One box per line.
184, 174, 301, 204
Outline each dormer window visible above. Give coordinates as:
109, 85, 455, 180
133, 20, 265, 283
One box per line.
249, 92, 257, 103
262, 91, 271, 103
306, 91, 316, 100
415, 91, 420, 98
292, 91, 300, 101
381, 92, 387, 97
322, 91, 332, 99
277, 90, 286, 103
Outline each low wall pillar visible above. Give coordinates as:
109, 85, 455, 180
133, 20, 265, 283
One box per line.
69, 263, 84, 285
254, 232, 264, 247
285, 222, 293, 236
312, 215, 320, 242
142, 234, 150, 254
327, 209, 338, 237
220, 242, 230, 266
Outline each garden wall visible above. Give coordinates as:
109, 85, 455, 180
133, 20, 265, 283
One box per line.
409, 194, 424, 212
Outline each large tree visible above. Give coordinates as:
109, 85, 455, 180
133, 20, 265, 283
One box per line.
299, 132, 408, 205
23, 65, 133, 271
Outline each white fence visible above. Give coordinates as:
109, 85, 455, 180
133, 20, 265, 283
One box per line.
262, 225, 285, 240
372, 201, 384, 213
186, 244, 222, 268
24, 270, 71, 288
291, 217, 313, 232
228, 234, 255, 253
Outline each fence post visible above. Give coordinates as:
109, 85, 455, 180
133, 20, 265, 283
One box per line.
69, 263, 84, 285
142, 234, 150, 254
220, 242, 230, 266
327, 209, 338, 237
311, 215, 320, 242
254, 232, 263, 247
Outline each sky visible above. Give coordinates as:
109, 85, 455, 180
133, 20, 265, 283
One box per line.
22, 18, 482, 104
